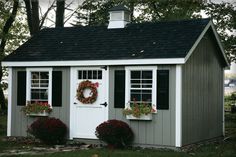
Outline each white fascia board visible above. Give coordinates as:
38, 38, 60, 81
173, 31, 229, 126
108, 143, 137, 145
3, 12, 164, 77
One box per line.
2, 58, 185, 67
184, 20, 229, 67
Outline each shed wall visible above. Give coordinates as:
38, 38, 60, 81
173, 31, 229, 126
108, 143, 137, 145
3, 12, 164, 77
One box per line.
182, 31, 224, 145
108, 65, 176, 147
10, 67, 70, 136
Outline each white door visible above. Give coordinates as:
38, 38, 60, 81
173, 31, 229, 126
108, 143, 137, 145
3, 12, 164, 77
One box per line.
70, 67, 108, 139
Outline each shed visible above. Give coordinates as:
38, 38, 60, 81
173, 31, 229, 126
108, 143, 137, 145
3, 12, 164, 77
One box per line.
2, 6, 229, 148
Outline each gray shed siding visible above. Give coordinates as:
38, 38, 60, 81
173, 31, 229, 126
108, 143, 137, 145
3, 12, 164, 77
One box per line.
10, 67, 70, 137
108, 66, 176, 147
182, 31, 224, 145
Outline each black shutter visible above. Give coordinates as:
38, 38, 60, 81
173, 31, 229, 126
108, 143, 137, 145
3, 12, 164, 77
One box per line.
157, 70, 169, 110
114, 70, 125, 108
17, 71, 26, 106
52, 71, 62, 107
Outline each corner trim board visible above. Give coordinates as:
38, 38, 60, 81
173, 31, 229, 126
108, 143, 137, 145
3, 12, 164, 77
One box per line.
223, 70, 225, 136
175, 65, 182, 147
7, 68, 12, 136
69, 67, 75, 139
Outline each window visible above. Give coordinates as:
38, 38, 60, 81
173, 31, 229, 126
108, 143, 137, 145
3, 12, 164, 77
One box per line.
26, 68, 52, 105
78, 70, 102, 80
30, 72, 49, 102
130, 71, 153, 104
126, 67, 157, 109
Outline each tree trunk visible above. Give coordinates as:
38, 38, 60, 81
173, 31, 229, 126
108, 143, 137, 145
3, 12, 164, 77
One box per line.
0, 0, 19, 111
128, 1, 135, 22
31, 0, 40, 35
24, 0, 33, 35
24, 0, 39, 36
56, 0, 65, 27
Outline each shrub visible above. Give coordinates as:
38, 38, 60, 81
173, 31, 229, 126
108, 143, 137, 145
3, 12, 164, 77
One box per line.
95, 119, 134, 148
28, 117, 67, 144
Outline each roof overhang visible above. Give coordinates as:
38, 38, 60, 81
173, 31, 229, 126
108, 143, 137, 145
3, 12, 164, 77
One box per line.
184, 20, 230, 68
2, 58, 185, 67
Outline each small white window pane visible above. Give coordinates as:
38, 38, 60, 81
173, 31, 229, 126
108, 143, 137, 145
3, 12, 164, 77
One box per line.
92, 71, 97, 79
98, 70, 102, 79
31, 89, 48, 100
142, 71, 152, 79
40, 72, 49, 79
31, 72, 39, 79
31, 80, 39, 87
78, 71, 82, 79
83, 71, 87, 79
40, 80, 49, 87
88, 71, 92, 79
131, 71, 140, 79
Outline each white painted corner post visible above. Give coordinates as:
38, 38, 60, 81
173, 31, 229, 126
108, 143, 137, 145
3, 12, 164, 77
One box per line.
223, 70, 225, 136
7, 68, 12, 136
175, 65, 182, 147
69, 67, 75, 140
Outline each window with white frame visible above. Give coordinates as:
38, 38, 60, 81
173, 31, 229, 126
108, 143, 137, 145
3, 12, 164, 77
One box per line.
27, 69, 52, 104
126, 67, 157, 107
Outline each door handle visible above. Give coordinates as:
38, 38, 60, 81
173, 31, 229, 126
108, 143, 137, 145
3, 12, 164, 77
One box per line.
100, 102, 108, 107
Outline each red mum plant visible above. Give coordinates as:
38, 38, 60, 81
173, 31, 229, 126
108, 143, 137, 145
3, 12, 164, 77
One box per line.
28, 117, 67, 144
95, 119, 134, 148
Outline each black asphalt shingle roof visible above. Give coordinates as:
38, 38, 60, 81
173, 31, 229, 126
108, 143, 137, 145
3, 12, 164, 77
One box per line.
3, 18, 210, 62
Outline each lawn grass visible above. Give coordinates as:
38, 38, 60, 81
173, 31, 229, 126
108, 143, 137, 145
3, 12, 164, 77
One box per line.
0, 113, 236, 157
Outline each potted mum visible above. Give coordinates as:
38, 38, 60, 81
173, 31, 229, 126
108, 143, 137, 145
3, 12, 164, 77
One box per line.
21, 101, 52, 117
123, 101, 156, 120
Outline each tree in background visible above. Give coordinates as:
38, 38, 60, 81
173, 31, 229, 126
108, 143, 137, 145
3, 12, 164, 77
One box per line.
0, 0, 29, 111
204, 2, 236, 62
0, 0, 75, 112
56, 0, 65, 27
73, 0, 202, 26
73, 0, 235, 63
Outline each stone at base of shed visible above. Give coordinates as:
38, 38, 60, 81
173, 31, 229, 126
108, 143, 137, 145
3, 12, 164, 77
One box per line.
72, 138, 105, 146
72, 138, 178, 150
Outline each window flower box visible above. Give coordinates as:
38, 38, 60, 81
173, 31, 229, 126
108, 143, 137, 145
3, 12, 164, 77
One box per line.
123, 101, 156, 121
26, 110, 49, 117
21, 101, 52, 116
126, 113, 152, 120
